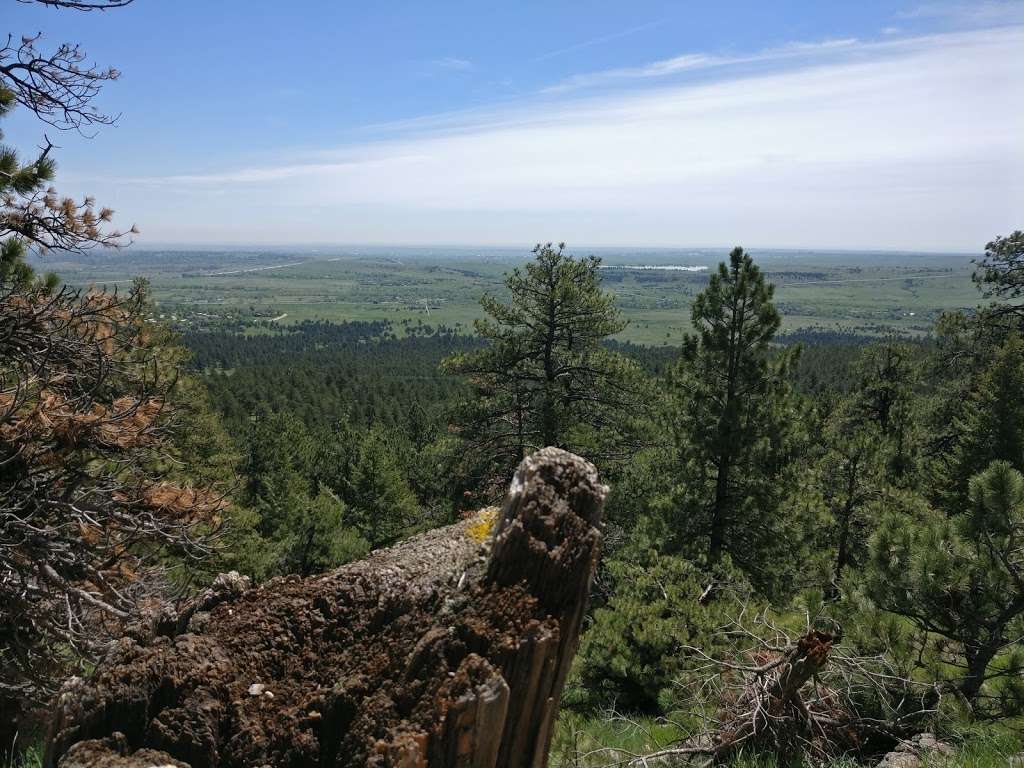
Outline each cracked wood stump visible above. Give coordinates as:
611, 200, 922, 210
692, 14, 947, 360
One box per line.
44, 448, 607, 768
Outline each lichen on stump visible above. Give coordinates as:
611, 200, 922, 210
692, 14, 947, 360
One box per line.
45, 448, 607, 768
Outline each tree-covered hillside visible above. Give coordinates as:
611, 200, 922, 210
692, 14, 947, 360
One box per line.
160, 237, 1024, 768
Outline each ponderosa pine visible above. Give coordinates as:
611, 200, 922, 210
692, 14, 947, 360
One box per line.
660, 247, 803, 595
442, 242, 645, 491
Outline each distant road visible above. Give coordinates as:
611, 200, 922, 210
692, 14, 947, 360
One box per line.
209, 262, 304, 276
780, 272, 969, 287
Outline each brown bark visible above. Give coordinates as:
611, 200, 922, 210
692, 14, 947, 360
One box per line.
708, 457, 730, 566
828, 464, 858, 601
44, 447, 607, 768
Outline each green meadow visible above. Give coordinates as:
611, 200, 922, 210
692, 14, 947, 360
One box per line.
47, 246, 981, 344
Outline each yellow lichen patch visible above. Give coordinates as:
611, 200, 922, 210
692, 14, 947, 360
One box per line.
466, 506, 499, 543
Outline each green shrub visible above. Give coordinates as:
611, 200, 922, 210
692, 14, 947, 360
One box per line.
574, 525, 747, 713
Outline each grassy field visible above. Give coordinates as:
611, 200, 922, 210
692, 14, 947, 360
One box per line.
548, 711, 1022, 767
11, 722, 1018, 768
42, 245, 982, 344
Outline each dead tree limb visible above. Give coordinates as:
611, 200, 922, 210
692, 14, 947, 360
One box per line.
618, 613, 940, 768
44, 447, 608, 768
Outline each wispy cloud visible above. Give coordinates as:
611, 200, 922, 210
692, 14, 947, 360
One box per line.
428, 56, 474, 72
118, 26, 1023, 250
128, 154, 433, 186
897, 0, 1024, 25
541, 36, 864, 93
532, 20, 663, 62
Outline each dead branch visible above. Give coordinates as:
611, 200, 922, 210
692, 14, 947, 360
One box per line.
1, 32, 120, 132
1, 281, 224, 738
581, 607, 945, 767
18, 0, 134, 10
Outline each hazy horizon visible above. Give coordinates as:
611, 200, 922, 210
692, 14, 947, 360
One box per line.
118, 241, 980, 257
7, 1, 1022, 251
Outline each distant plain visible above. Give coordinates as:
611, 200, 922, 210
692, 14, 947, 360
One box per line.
41, 245, 981, 345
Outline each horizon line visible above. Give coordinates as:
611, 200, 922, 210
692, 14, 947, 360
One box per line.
111, 241, 981, 257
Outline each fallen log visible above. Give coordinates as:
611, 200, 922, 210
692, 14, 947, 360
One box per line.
44, 448, 607, 768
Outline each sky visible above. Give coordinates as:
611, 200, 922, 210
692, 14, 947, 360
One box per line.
4, 0, 1023, 251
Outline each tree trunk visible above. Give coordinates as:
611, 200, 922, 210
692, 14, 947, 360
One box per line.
541, 290, 558, 449
829, 519, 849, 601
828, 465, 857, 600
959, 643, 998, 705
708, 458, 730, 566
45, 448, 607, 768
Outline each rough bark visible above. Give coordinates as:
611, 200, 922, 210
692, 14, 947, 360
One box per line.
44, 447, 607, 768
959, 642, 1000, 704
708, 457, 730, 566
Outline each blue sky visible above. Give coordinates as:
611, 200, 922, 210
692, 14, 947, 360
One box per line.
5, 0, 1023, 250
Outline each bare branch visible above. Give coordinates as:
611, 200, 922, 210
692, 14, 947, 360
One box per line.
1, 282, 224, 716
18, 0, 133, 9
0, 32, 120, 132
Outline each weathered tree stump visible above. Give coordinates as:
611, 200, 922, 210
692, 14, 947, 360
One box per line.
44, 448, 607, 768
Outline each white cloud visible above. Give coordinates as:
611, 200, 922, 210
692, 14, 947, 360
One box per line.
129, 154, 432, 186
428, 57, 473, 72
532, 21, 663, 62
539, 37, 863, 94
898, 1, 1024, 25
539, 31, 1013, 97
117, 26, 1024, 250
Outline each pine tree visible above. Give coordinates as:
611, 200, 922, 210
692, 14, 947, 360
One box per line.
442, 242, 646, 489
576, 546, 725, 712
850, 340, 920, 480
925, 233, 1024, 504
661, 247, 803, 594
812, 405, 886, 598
864, 461, 1024, 713
3, 25, 177, 742
2, 62, 133, 286
240, 412, 370, 576
0, 87, 58, 291
973, 230, 1024, 324
283, 488, 369, 577
342, 426, 419, 548
947, 334, 1024, 503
